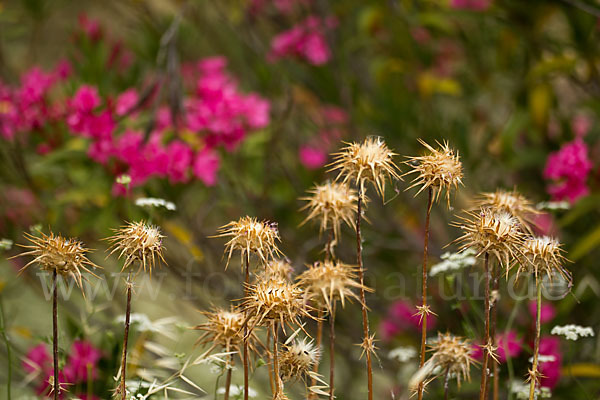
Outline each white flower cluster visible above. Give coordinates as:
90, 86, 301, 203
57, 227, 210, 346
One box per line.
0, 238, 13, 250
389, 346, 417, 363
135, 197, 176, 211
551, 324, 595, 341
510, 381, 551, 399
528, 354, 556, 364
536, 201, 570, 211
217, 385, 258, 398
430, 248, 477, 277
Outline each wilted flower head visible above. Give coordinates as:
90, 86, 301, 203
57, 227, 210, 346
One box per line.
299, 181, 358, 241
515, 236, 571, 284
241, 277, 315, 334
215, 216, 282, 269
452, 208, 524, 268
193, 307, 260, 358
410, 332, 476, 390
475, 189, 539, 232
279, 337, 321, 382
329, 136, 401, 198
255, 259, 294, 282
404, 139, 463, 206
15, 230, 99, 291
296, 260, 369, 312
106, 221, 165, 274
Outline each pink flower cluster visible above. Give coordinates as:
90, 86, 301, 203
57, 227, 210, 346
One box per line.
269, 16, 336, 66
543, 138, 592, 203
23, 341, 102, 398
62, 56, 269, 192
471, 331, 522, 363
450, 0, 491, 10
0, 65, 70, 140
379, 300, 437, 342
299, 105, 347, 169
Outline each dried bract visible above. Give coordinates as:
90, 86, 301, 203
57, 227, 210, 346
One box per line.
279, 337, 321, 382
515, 236, 571, 284
475, 189, 539, 232
106, 221, 165, 274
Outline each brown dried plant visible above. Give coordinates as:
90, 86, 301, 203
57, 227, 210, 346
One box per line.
475, 189, 540, 233
106, 221, 165, 274
279, 337, 321, 382
404, 139, 463, 206
515, 236, 571, 284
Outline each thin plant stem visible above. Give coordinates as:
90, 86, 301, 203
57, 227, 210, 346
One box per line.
0, 294, 12, 399
52, 269, 59, 400
120, 272, 133, 400
267, 327, 275, 395
528, 282, 542, 400
243, 252, 251, 400
273, 321, 281, 396
417, 187, 433, 400
490, 263, 500, 400
444, 366, 451, 400
356, 188, 373, 400
479, 253, 490, 400
329, 302, 337, 400
309, 309, 324, 400
224, 354, 233, 400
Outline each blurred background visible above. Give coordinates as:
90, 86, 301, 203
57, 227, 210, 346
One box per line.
1, 0, 600, 398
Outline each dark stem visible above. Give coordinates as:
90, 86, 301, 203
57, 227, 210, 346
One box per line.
52, 269, 59, 400
479, 253, 490, 400
444, 366, 451, 400
120, 272, 133, 400
0, 294, 12, 399
528, 283, 542, 400
224, 354, 233, 400
243, 253, 250, 400
356, 189, 373, 400
329, 302, 337, 400
417, 187, 433, 400
490, 263, 500, 400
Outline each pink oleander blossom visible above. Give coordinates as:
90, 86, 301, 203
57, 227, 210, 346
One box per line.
64, 340, 102, 383
538, 336, 562, 388
193, 147, 220, 186
543, 138, 592, 203
268, 16, 335, 65
115, 88, 139, 116
299, 146, 327, 169
379, 300, 437, 341
471, 331, 522, 363
528, 300, 556, 325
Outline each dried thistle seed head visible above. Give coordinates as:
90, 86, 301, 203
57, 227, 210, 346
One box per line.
404, 139, 463, 207
193, 306, 260, 358
451, 208, 524, 267
516, 236, 571, 284
215, 216, 282, 270
241, 277, 315, 334
428, 333, 475, 387
106, 221, 165, 274
255, 259, 294, 282
14, 231, 100, 291
296, 260, 369, 312
475, 189, 539, 233
279, 337, 321, 382
299, 182, 358, 241
329, 136, 401, 198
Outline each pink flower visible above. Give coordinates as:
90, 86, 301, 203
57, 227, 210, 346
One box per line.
379, 300, 437, 342
299, 146, 327, 169
532, 212, 558, 237
528, 301, 556, 324
496, 331, 523, 363
64, 340, 102, 383
193, 148, 220, 186
269, 16, 334, 65
166, 141, 193, 183
543, 138, 592, 203
538, 337, 562, 388
71, 85, 100, 114
78, 14, 102, 41
572, 114, 592, 138
115, 89, 139, 116
23, 344, 51, 374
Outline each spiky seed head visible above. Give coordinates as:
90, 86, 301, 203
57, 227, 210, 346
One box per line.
404, 139, 463, 207
429, 333, 475, 387
255, 259, 294, 282
328, 137, 401, 199
193, 306, 260, 358
215, 216, 282, 270
451, 208, 524, 268
299, 182, 358, 241
515, 236, 571, 284
106, 221, 165, 274
279, 337, 321, 382
14, 231, 100, 291
296, 260, 369, 312
475, 189, 540, 233
241, 277, 315, 334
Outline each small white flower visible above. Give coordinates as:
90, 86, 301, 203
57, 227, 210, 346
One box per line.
389, 346, 417, 363
217, 385, 257, 397
430, 248, 477, 277
510, 380, 552, 399
135, 197, 176, 211
528, 354, 556, 363
536, 201, 570, 211
551, 325, 595, 341
0, 238, 13, 250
